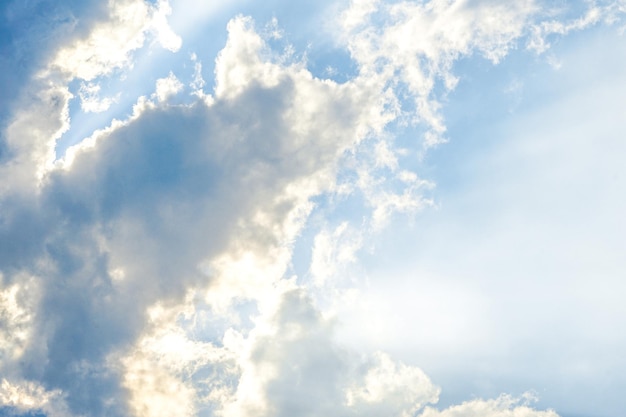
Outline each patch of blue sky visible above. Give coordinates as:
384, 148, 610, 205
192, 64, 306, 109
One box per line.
415, 55, 543, 190
345, 20, 626, 417
166, 1, 243, 81
414, 19, 626, 191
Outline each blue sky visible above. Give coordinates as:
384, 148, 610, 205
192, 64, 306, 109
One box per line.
1, 1, 625, 417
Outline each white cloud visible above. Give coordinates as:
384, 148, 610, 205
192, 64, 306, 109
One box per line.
527, 5, 602, 53
0, 379, 71, 417
51, 0, 180, 81
154, 72, 184, 102
347, 351, 440, 416
118, 302, 234, 417
421, 394, 559, 417
78, 82, 119, 113
341, 0, 538, 146
352, 159, 435, 229
309, 222, 363, 286
190, 53, 207, 96
151, 0, 183, 52
216, 286, 440, 417
0, 274, 38, 370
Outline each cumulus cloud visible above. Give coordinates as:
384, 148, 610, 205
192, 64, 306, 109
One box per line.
215, 285, 440, 417
0, 9, 437, 414
0, 14, 392, 416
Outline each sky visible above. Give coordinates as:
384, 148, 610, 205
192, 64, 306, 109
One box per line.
0, 1, 625, 417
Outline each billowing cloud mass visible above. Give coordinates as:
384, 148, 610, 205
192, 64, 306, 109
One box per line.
1, 1, 625, 417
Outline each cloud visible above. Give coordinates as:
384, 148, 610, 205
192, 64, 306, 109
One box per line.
216, 286, 440, 417
78, 82, 119, 112
309, 222, 363, 286
0, 14, 392, 416
421, 394, 559, 417
526, 3, 605, 53
50, 0, 180, 81
118, 305, 229, 417
1, 0, 182, 193
153, 72, 184, 102
0, 0, 108, 128
341, 0, 538, 146
340, 0, 625, 150
346, 350, 440, 417
0, 379, 70, 417
0, 10, 448, 415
